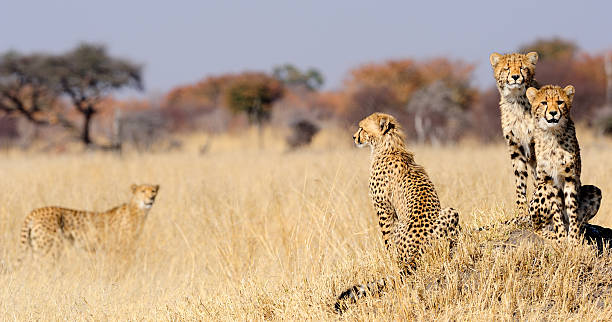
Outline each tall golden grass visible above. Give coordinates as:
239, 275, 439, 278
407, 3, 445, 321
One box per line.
0, 127, 611, 320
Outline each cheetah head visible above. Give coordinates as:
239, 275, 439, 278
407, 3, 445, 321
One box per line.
490, 52, 538, 95
526, 85, 574, 130
353, 112, 402, 148
130, 184, 160, 209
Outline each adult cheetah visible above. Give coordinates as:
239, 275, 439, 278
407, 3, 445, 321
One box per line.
19, 183, 159, 260
490, 52, 539, 218
334, 113, 460, 313
526, 85, 602, 242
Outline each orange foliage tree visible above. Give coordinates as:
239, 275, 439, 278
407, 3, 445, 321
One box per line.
164, 74, 237, 110
342, 58, 476, 142
344, 58, 475, 104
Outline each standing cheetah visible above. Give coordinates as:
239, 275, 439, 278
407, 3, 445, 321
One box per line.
334, 113, 460, 313
526, 85, 601, 242
19, 184, 159, 261
490, 52, 539, 218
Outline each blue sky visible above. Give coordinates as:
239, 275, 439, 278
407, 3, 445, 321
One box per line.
2, 0, 610, 97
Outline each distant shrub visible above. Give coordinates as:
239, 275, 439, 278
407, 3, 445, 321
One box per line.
286, 119, 319, 150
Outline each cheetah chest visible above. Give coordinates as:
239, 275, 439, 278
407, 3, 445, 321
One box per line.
502, 100, 534, 159
536, 141, 574, 188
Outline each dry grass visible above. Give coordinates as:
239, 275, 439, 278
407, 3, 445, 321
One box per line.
0, 127, 611, 320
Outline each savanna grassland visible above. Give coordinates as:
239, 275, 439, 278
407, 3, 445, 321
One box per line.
1, 127, 611, 320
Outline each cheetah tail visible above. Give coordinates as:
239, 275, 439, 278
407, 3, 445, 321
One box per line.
333, 276, 391, 314
472, 214, 531, 233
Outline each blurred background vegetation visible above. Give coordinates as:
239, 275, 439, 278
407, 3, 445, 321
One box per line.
1, 37, 611, 152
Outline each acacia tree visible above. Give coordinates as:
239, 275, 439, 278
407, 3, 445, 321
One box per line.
224, 72, 284, 146
53, 43, 143, 146
272, 64, 324, 91
0, 51, 58, 125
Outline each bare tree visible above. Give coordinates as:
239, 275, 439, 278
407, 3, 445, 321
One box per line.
405, 81, 470, 144
115, 109, 168, 152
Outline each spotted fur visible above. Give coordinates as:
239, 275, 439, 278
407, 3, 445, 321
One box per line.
334, 113, 460, 313
526, 85, 601, 242
490, 52, 539, 218
19, 184, 159, 261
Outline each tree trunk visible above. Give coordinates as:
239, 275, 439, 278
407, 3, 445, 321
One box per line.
256, 119, 264, 150
112, 108, 122, 153
81, 108, 95, 146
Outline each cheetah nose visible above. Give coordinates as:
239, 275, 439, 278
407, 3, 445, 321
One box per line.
549, 111, 557, 116
511, 75, 520, 81
352, 135, 356, 140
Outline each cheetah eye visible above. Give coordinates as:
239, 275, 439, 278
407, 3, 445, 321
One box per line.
556, 100, 564, 105
503, 67, 509, 71
541, 101, 547, 106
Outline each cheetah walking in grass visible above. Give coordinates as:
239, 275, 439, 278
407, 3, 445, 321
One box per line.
334, 113, 460, 313
20, 184, 159, 261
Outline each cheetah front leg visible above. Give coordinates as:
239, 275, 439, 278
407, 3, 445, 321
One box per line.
371, 196, 398, 252
529, 182, 544, 231
530, 173, 553, 231
549, 189, 566, 242
564, 178, 581, 243
507, 138, 530, 216
529, 178, 565, 243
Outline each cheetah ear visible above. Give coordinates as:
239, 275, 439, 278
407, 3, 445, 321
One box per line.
379, 116, 394, 135
131, 184, 138, 193
526, 52, 539, 65
526, 87, 538, 105
563, 85, 575, 102
489, 53, 502, 67
154, 185, 160, 191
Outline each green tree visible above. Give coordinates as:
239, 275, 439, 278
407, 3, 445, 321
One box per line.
53, 43, 143, 146
272, 64, 324, 91
519, 37, 578, 61
224, 72, 284, 146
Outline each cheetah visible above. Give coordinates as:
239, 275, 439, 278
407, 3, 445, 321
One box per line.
334, 113, 460, 313
19, 183, 159, 261
526, 85, 602, 243
490, 52, 539, 218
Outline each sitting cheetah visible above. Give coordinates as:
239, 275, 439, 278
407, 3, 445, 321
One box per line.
526, 85, 602, 242
334, 113, 460, 313
489, 52, 539, 218
19, 184, 159, 260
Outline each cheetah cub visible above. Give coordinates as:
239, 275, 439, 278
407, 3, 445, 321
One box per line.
490, 52, 539, 217
20, 184, 159, 261
526, 85, 601, 243
334, 113, 460, 313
